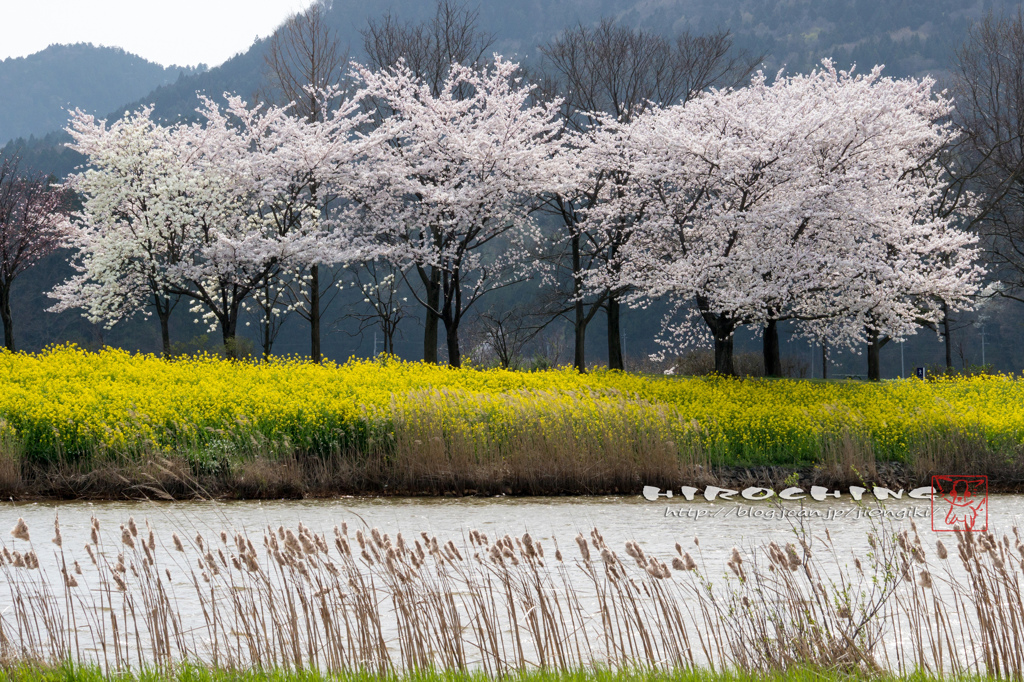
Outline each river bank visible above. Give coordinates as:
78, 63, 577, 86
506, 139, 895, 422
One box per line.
3, 447, 1022, 501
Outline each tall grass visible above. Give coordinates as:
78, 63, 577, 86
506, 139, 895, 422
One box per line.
1, 415, 1015, 499
1, 514, 1022, 678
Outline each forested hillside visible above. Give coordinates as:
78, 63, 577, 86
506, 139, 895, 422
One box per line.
2, 0, 1007, 173
105, 0, 1012, 121
0, 44, 202, 144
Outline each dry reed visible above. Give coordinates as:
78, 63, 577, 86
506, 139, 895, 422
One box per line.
1, 514, 1022, 678
6, 413, 1019, 500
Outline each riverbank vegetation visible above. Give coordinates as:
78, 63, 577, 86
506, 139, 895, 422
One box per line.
0, 345, 1022, 498
1, 515, 1021, 678
0, 663, 987, 682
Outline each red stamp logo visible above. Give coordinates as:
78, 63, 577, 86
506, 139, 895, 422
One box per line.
931, 475, 988, 532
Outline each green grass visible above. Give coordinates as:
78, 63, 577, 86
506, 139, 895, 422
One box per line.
0, 663, 990, 682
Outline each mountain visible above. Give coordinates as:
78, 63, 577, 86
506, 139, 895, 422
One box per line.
3, 0, 1015, 176
117, 0, 1006, 126
0, 43, 204, 145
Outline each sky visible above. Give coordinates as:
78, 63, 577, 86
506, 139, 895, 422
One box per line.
0, 0, 316, 68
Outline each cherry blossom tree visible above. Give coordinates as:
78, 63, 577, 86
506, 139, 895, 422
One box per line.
349, 57, 561, 367
230, 87, 368, 361
243, 270, 293, 359
536, 21, 758, 371
54, 93, 365, 358
587, 62, 982, 377
361, 0, 496, 363
263, 0, 352, 363
341, 259, 413, 356
50, 107, 196, 354
0, 157, 71, 351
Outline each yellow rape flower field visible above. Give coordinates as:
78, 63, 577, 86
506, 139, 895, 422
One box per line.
0, 345, 1021, 476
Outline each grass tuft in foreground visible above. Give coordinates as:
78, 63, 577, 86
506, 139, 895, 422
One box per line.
0, 663, 984, 682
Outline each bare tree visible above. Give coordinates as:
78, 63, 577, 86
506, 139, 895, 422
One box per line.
533, 325, 569, 369
265, 0, 347, 123
362, 0, 494, 97
953, 10, 1024, 322
537, 20, 760, 372
264, 0, 348, 363
360, 0, 494, 364
0, 157, 71, 351
476, 306, 545, 370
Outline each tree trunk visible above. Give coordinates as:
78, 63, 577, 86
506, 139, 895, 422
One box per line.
260, 295, 273, 360
866, 328, 888, 381
942, 301, 953, 369
0, 284, 13, 352
699, 305, 737, 376
763, 320, 782, 377
572, 234, 586, 373
607, 296, 623, 370
157, 306, 171, 357
446, 320, 461, 368
423, 269, 440, 364
221, 311, 239, 359
714, 334, 735, 376
821, 341, 828, 380
310, 264, 321, 363
262, 318, 273, 360
574, 305, 587, 372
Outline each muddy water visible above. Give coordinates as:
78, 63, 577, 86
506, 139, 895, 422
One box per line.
2, 493, 1021, 671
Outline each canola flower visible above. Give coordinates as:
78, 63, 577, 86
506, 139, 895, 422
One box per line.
0, 344, 1021, 466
